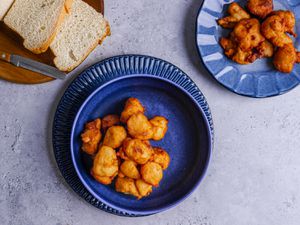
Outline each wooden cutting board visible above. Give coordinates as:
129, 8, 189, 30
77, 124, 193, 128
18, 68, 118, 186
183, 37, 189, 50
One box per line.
0, 0, 104, 84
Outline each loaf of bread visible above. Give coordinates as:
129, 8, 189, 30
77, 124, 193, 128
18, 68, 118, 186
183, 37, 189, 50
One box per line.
50, 0, 110, 71
0, 0, 14, 20
4, 0, 73, 54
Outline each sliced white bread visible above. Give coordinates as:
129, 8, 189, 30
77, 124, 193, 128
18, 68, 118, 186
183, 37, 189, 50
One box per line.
0, 0, 14, 20
4, 0, 73, 54
50, 0, 110, 71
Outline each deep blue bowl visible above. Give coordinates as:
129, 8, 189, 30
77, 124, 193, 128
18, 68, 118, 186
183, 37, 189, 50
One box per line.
71, 75, 212, 215
53, 55, 213, 216
196, 0, 300, 98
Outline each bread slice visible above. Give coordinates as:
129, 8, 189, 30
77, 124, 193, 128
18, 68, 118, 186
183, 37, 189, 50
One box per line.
0, 0, 14, 20
50, 0, 110, 71
4, 0, 73, 54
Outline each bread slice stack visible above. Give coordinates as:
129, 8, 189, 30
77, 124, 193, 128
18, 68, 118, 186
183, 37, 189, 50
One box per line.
3, 0, 110, 71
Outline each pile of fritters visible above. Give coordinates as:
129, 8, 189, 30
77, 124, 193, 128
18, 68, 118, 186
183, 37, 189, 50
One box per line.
218, 0, 300, 73
80, 98, 170, 199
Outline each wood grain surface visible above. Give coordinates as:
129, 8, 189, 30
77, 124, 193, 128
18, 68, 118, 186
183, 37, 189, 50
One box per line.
0, 0, 104, 84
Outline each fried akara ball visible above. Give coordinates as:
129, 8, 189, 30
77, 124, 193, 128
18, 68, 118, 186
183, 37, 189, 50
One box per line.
91, 146, 118, 185
120, 98, 145, 123
81, 118, 102, 155
103, 126, 127, 149
102, 114, 120, 132
246, 0, 273, 19
273, 44, 300, 73
220, 38, 273, 64
127, 113, 153, 140
115, 176, 140, 198
150, 116, 168, 141
140, 162, 163, 187
120, 160, 140, 179
217, 3, 250, 29
151, 147, 170, 170
220, 37, 255, 64
231, 18, 265, 51
219, 17, 274, 65
256, 40, 274, 58
122, 138, 153, 164
272, 11, 297, 37
135, 179, 152, 198
261, 10, 296, 47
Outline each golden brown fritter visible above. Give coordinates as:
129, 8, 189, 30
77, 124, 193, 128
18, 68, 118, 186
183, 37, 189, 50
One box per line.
92, 174, 113, 185
140, 162, 163, 187
149, 116, 168, 141
220, 37, 237, 58
122, 138, 153, 164
217, 2, 250, 29
261, 11, 296, 47
232, 18, 265, 51
81, 118, 102, 155
272, 11, 297, 37
256, 40, 274, 58
135, 179, 152, 198
115, 176, 140, 198
127, 113, 153, 140
232, 48, 258, 64
220, 38, 272, 64
120, 160, 140, 179
91, 146, 118, 185
103, 126, 127, 149
247, 0, 273, 19
102, 114, 120, 132
219, 17, 274, 65
273, 44, 299, 73
220, 37, 253, 64
120, 98, 145, 123
151, 147, 170, 170
117, 147, 130, 161
220, 18, 266, 64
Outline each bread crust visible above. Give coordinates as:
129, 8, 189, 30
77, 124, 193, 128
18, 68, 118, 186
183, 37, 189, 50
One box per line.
53, 20, 111, 71
99, 21, 111, 44
64, 0, 73, 13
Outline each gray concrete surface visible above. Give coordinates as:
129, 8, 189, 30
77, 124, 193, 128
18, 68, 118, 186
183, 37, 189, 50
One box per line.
1, 0, 300, 224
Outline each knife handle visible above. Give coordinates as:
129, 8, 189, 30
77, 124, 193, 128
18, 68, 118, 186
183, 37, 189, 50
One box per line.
0, 51, 11, 63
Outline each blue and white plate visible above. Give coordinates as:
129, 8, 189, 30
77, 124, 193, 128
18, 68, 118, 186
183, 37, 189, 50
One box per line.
52, 55, 214, 216
196, 0, 300, 98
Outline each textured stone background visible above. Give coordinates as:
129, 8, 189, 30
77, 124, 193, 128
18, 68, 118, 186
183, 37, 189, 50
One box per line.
1, 0, 300, 224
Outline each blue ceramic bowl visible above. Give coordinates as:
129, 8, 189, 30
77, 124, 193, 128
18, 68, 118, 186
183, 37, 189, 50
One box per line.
71, 74, 212, 215
196, 0, 300, 98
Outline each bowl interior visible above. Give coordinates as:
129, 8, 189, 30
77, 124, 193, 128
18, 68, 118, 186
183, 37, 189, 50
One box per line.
71, 75, 211, 214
